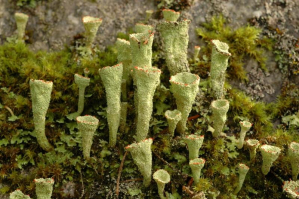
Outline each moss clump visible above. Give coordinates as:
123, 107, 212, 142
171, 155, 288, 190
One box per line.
196, 15, 273, 81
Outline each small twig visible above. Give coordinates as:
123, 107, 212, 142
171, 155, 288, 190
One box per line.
270, 170, 284, 183
79, 171, 85, 199
116, 151, 128, 197
4, 106, 14, 116
188, 114, 200, 121
120, 178, 143, 183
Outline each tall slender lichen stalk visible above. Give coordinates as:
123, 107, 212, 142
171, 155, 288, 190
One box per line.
157, 9, 190, 75
134, 66, 161, 141
34, 178, 54, 199
76, 115, 99, 159
153, 169, 170, 199
169, 72, 200, 134
82, 16, 102, 55
14, 12, 29, 42
99, 63, 123, 147
189, 158, 205, 185
210, 40, 231, 99
288, 142, 299, 180
234, 163, 249, 194
70, 74, 90, 118
30, 79, 53, 151
237, 121, 252, 149
210, 99, 229, 138
184, 134, 204, 160
116, 38, 132, 84
125, 138, 153, 187
260, 145, 281, 175
10, 190, 31, 199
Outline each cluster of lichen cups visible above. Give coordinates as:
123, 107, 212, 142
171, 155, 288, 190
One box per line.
11, 10, 299, 198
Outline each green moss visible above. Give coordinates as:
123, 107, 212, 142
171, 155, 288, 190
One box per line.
196, 15, 273, 81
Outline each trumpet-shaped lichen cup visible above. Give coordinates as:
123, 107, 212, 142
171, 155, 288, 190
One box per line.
153, 169, 171, 199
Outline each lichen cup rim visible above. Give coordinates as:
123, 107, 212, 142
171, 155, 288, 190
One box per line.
15, 12, 29, 19
290, 142, 299, 152
82, 16, 102, 23
125, 138, 153, 150
190, 158, 205, 165
238, 163, 249, 170
129, 32, 154, 43
211, 99, 229, 109
246, 139, 260, 146
185, 134, 204, 140
153, 169, 170, 184
211, 39, 231, 57
260, 144, 281, 154
165, 110, 181, 119
76, 115, 99, 125
169, 72, 200, 86
240, 121, 252, 128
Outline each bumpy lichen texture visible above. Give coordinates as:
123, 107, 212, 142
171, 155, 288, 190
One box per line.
283, 180, 299, 199
68, 74, 90, 119
162, 9, 180, 22
210, 99, 229, 137
245, 139, 260, 161
34, 178, 54, 199
169, 72, 200, 134
260, 145, 281, 175
129, 32, 154, 69
184, 134, 204, 160
135, 23, 153, 33
76, 115, 99, 159
115, 38, 132, 83
14, 12, 29, 42
189, 158, 205, 185
237, 121, 252, 149
210, 40, 231, 99
134, 67, 161, 141
165, 109, 181, 137
99, 63, 123, 146
119, 102, 128, 133
10, 190, 31, 199
288, 142, 299, 180
30, 79, 53, 151
82, 16, 102, 54
153, 169, 170, 199
157, 17, 190, 75
234, 163, 249, 194
125, 138, 153, 187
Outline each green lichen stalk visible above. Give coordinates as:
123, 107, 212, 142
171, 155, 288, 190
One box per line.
116, 38, 132, 83
30, 79, 53, 152
82, 16, 102, 55
119, 102, 128, 134
245, 139, 260, 161
283, 180, 299, 199
260, 145, 281, 175
288, 142, 299, 180
76, 115, 99, 159
34, 178, 54, 199
14, 12, 29, 42
129, 31, 154, 69
237, 121, 252, 149
125, 138, 153, 187
234, 163, 249, 194
210, 99, 229, 138
153, 169, 170, 199
73, 74, 90, 117
189, 158, 205, 185
210, 40, 231, 99
169, 72, 200, 134
184, 134, 204, 160
135, 23, 154, 33
10, 190, 31, 199
134, 67, 161, 141
162, 9, 180, 22
99, 63, 123, 146
165, 109, 181, 137
157, 11, 190, 75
